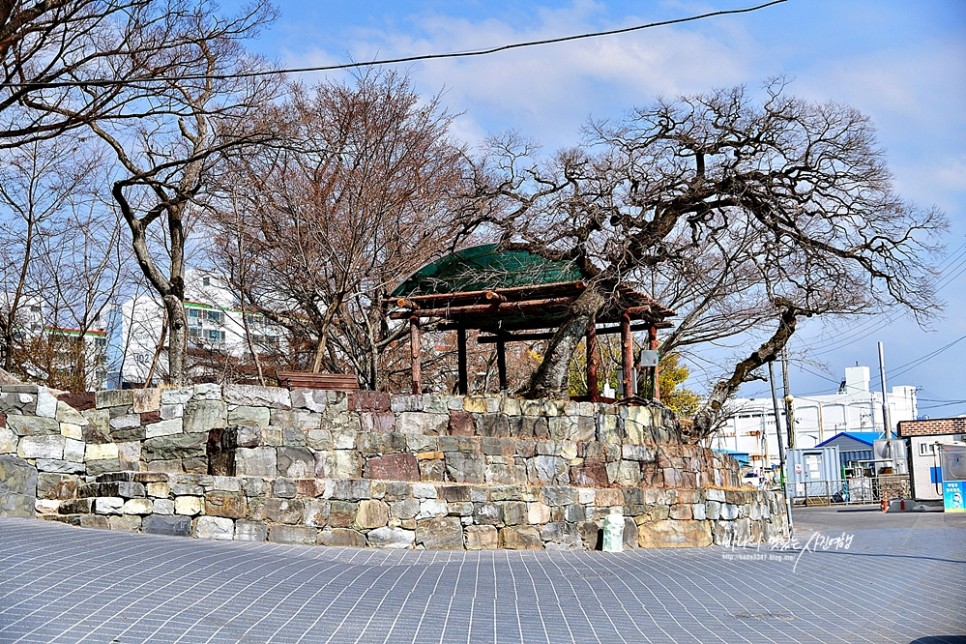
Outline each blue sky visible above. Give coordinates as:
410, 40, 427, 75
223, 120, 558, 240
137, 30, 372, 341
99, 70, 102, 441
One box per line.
251, 0, 966, 416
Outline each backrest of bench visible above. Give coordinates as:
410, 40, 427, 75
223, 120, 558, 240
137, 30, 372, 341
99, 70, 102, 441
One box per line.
275, 371, 360, 390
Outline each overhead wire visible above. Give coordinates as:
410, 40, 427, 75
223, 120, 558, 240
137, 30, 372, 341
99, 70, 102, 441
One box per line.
0, 1, 788, 88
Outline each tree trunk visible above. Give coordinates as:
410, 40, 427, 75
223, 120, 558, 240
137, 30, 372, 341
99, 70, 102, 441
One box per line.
163, 295, 188, 386
690, 300, 811, 441
520, 284, 605, 399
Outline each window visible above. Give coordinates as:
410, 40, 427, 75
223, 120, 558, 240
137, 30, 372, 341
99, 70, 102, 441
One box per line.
188, 308, 200, 318
205, 310, 223, 324
919, 442, 937, 456
207, 329, 225, 343
202, 276, 211, 287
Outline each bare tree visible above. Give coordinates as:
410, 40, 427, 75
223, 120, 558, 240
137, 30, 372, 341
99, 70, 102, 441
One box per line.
209, 70, 470, 389
0, 133, 106, 374
56, 1, 279, 385
464, 81, 944, 435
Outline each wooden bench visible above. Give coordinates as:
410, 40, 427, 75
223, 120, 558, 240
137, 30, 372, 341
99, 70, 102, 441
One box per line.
275, 371, 360, 390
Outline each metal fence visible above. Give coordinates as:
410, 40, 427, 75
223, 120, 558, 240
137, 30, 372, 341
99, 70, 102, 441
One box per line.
788, 475, 910, 506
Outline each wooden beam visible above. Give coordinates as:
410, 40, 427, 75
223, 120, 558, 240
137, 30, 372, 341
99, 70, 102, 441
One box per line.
496, 334, 508, 391
409, 316, 421, 395
389, 296, 576, 320
648, 323, 660, 402
621, 312, 634, 399
473, 322, 667, 343
586, 322, 599, 402
389, 280, 586, 306
457, 326, 468, 395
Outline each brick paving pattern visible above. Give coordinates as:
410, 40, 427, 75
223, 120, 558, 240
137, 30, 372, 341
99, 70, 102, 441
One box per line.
1, 508, 964, 643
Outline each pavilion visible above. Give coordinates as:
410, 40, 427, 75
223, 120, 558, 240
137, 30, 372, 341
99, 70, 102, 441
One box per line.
387, 245, 675, 402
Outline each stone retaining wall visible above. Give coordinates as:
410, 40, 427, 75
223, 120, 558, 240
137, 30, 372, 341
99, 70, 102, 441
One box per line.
0, 384, 788, 549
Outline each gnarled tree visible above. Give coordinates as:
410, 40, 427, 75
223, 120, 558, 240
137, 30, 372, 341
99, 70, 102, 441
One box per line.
464, 81, 944, 437
208, 70, 470, 388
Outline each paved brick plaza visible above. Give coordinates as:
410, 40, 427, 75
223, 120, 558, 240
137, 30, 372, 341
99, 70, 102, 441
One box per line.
1, 508, 964, 643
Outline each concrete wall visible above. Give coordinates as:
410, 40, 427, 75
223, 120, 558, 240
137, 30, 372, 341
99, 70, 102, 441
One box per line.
0, 384, 788, 550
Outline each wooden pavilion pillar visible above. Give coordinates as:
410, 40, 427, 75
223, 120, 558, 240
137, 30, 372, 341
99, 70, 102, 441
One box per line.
620, 311, 634, 399
495, 332, 508, 391
648, 322, 660, 402
586, 322, 599, 402
456, 326, 468, 395
409, 316, 421, 395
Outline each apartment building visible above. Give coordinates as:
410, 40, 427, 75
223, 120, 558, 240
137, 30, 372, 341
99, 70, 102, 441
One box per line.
105, 270, 285, 387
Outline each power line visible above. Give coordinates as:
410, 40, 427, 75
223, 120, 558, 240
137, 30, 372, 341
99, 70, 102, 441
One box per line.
0, 1, 788, 89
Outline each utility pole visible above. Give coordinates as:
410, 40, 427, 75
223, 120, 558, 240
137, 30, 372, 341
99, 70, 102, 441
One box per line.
878, 342, 893, 440
781, 348, 795, 449
769, 360, 794, 533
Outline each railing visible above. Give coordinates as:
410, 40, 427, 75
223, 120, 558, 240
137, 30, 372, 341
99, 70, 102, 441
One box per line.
789, 475, 910, 506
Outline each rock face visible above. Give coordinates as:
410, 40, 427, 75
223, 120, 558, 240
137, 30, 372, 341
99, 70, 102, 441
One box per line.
0, 384, 789, 550
0, 455, 37, 517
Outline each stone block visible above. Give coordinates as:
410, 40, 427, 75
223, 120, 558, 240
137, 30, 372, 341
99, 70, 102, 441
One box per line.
276, 447, 315, 479
96, 389, 134, 410
526, 501, 551, 525
416, 516, 463, 550
473, 503, 502, 525
36, 473, 79, 500
160, 387, 194, 405
269, 525, 317, 545
146, 482, 170, 498
183, 399, 227, 433
145, 419, 183, 438
367, 526, 415, 549
192, 383, 222, 400
720, 503, 740, 520
318, 528, 366, 547
132, 388, 161, 414
294, 479, 325, 498
396, 412, 448, 435
159, 404, 184, 420
108, 515, 141, 532
121, 498, 154, 515
500, 526, 543, 550
502, 501, 527, 526
0, 426, 14, 453
390, 498, 419, 520
36, 459, 84, 474
153, 499, 175, 514
95, 497, 124, 515
327, 501, 358, 528
527, 455, 568, 485
638, 519, 712, 548
354, 499, 390, 529
224, 384, 291, 409
234, 447, 277, 477
464, 525, 498, 550
272, 478, 297, 499
195, 516, 235, 540
415, 499, 447, 519
143, 515, 191, 537
669, 504, 693, 520
142, 432, 207, 461
227, 406, 271, 428
205, 492, 247, 518
85, 442, 119, 461
444, 452, 485, 484
290, 389, 328, 413
174, 496, 203, 516
366, 453, 420, 481
234, 520, 268, 542
19, 435, 65, 460
0, 455, 37, 518
540, 522, 582, 550
7, 415, 61, 436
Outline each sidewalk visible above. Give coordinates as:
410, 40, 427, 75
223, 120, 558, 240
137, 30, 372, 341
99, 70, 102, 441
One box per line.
1, 508, 963, 643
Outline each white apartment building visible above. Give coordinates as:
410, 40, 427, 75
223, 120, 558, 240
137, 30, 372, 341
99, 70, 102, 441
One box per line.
712, 366, 918, 469
1, 292, 109, 389
105, 269, 284, 387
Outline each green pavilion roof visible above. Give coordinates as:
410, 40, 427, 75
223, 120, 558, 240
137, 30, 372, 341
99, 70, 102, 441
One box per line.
390, 244, 586, 297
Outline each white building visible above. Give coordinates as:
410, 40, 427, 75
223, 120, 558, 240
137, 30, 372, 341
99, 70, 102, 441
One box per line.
712, 366, 918, 470
1, 292, 109, 389
105, 270, 284, 387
